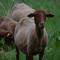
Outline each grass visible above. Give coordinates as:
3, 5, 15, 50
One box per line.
0, 0, 60, 60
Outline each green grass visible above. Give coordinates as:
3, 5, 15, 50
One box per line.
0, 0, 60, 60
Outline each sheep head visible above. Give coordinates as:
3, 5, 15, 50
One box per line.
28, 10, 54, 29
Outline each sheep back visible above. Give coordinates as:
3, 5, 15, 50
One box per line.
8, 3, 35, 22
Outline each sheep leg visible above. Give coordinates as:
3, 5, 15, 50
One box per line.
39, 49, 44, 60
26, 53, 33, 60
16, 46, 19, 60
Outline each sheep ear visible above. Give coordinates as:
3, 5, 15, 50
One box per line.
28, 13, 34, 17
46, 14, 54, 17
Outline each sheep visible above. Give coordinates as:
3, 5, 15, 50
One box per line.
14, 10, 54, 60
0, 16, 17, 45
8, 3, 35, 22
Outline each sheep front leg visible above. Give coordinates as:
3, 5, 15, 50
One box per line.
39, 49, 44, 60
26, 53, 33, 60
16, 46, 19, 60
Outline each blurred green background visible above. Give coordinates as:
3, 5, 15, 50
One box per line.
0, 0, 60, 60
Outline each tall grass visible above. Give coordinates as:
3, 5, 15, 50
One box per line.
0, 0, 60, 60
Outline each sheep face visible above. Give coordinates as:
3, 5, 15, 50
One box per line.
28, 10, 54, 29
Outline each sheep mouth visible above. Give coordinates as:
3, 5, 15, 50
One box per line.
39, 23, 44, 29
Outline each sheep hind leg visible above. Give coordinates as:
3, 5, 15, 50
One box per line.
16, 46, 19, 60
39, 49, 45, 60
26, 53, 33, 60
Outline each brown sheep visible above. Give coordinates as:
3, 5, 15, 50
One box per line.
0, 16, 17, 45
14, 10, 54, 60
